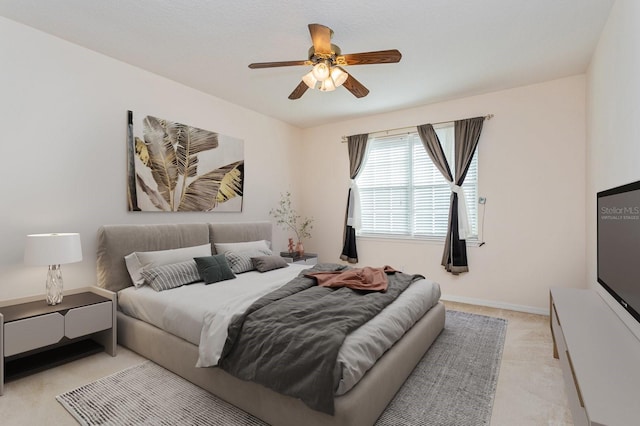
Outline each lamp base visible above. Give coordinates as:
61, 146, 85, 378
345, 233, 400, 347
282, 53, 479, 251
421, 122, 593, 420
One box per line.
46, 264, 64, 305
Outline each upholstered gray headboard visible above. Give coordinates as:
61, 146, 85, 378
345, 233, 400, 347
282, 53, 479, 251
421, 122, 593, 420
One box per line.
96, 222, 272, 292
208, 221, 272, 246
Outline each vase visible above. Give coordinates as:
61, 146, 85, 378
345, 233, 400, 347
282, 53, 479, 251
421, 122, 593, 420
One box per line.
296, 241, 304, 256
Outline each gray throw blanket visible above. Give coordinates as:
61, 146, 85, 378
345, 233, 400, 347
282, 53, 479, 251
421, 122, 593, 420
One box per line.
219, 263, 423, 414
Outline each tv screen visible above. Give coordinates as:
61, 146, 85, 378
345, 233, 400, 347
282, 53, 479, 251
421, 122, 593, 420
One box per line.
597, 180, 640, 324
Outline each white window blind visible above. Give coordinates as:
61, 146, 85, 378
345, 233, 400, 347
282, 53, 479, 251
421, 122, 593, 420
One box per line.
356, 124, 478, 239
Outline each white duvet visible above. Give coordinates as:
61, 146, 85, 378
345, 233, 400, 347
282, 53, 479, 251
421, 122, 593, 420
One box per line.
118, 264, 441, 395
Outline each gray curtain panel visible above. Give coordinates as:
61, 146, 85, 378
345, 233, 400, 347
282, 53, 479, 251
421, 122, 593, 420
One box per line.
340, 133, 369, 263
417, 117, 484, 274
417, 125, 454, 181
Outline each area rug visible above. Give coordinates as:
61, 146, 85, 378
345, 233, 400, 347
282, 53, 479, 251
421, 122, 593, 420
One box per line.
57, 310, 506, 426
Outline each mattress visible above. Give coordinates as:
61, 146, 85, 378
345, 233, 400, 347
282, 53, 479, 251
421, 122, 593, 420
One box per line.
118, 263, 441, 395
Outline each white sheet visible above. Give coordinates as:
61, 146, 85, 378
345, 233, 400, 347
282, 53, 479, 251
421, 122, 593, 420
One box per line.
118, 264, 441, 394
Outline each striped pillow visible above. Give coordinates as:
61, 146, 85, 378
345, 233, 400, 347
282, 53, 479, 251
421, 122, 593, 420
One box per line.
141, 260, 201, 291
225, 248, 273, 274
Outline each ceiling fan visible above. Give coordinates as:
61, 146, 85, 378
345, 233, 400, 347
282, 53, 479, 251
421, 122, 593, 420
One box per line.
248, 23, 402, 100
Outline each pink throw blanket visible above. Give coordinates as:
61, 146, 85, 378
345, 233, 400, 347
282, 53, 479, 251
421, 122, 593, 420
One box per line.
305, 265, 399, 292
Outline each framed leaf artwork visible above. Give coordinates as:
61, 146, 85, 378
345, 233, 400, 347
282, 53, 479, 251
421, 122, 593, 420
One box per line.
126, 111, 244, 212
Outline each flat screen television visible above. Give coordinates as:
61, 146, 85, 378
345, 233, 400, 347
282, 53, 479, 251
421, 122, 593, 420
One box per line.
597, 179, 640, 324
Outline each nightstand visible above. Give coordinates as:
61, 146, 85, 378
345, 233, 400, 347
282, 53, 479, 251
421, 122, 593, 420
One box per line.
0, 286, 116, 395
280, 253, 318, 265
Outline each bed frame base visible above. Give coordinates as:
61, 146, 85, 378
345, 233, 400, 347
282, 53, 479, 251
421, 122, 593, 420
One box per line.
117, 302, 445, 426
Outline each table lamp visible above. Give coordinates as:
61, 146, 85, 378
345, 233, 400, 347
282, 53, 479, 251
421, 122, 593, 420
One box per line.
24, 233, 83, 305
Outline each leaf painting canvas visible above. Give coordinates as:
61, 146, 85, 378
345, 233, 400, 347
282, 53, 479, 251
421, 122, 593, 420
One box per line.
127, 111, 244, 212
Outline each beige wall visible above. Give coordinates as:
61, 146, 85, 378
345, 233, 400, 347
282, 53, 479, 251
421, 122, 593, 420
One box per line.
587, 0, 640, 338
0, 17, 302, 299
0, 15, 592, 315
301, 76, 587, 313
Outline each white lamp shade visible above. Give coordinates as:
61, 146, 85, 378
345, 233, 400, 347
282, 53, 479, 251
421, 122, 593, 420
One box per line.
331, 67, 348, 87
319, 77, 336, 92
24, 233, 83, 266
302, 71, 318, 89
311, 62, 330, 81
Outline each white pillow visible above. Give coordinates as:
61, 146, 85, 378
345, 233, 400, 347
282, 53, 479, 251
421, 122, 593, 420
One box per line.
214, 240, 271, 255
125, 243, 212, 288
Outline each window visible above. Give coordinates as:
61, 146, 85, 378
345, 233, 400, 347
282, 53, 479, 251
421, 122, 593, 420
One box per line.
356, 123, 478, 240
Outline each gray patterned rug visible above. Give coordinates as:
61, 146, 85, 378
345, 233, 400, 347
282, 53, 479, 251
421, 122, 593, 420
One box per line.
57, 310, 506, 426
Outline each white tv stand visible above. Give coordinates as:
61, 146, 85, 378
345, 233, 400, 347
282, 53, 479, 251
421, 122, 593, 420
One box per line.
550, 288, 640, 426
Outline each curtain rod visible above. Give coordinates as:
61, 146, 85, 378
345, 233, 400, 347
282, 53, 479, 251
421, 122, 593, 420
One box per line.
340, 114, 494, 143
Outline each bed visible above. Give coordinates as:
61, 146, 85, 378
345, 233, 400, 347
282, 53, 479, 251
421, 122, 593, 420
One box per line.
96, 222, 445, 426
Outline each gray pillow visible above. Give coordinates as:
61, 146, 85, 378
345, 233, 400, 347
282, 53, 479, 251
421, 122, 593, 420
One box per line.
224, 248, 273, 273
251, 255, 289, 272
141, 260, 201, 292
194, 255, 236, 284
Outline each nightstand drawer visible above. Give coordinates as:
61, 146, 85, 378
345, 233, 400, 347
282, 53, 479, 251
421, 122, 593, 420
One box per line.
4, 313, 65, 357
65, 301, 112, 339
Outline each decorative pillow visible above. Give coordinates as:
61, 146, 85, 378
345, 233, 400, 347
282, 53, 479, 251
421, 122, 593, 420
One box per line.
214, 240, 271, 255
225, 248, 273, 274
125, 243, 212, 288
194, 255, 236, 284
141, 260, 201, 292
251, 255, 289, 273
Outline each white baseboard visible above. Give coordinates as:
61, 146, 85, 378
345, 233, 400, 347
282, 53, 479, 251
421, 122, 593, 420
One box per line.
440, 294, 548, 316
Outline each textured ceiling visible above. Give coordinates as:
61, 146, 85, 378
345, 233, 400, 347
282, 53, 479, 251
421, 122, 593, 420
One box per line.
0, 0, 614, 128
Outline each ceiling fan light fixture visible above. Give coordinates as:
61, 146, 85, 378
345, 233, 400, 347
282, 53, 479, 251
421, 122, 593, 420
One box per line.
312, 61, 331, 81
302, 70, 318, 89
249, 24, 401, 99
331, 66, 348, 87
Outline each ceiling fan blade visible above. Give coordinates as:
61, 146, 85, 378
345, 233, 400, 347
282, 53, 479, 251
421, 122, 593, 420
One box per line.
249, 60, 309, 69
342, 74, 369, 98
288, 81, 309, 100
308, 23, 333, 54
339, 49, 402, 66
